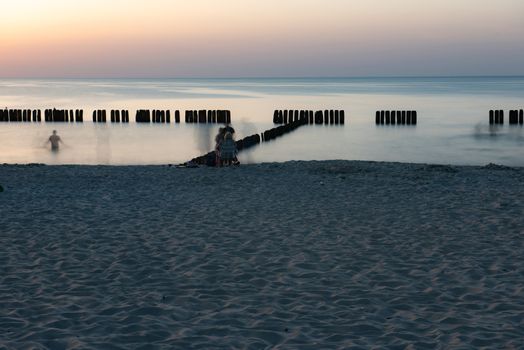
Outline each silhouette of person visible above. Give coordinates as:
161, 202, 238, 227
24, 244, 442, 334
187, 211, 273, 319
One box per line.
219, 131, 238, 166
47, 130, 63, 151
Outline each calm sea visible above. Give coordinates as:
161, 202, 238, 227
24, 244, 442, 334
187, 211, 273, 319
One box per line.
0, 77, 523, 166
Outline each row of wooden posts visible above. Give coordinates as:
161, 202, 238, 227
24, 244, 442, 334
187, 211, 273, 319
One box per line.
491, 110, 524, 125
274, 110, 345, 125
0, 109, 41, 122
0, 109, 232, 124
185, 110, 232, 124
376, 111, 417, 125
135, 110, 177, 123
263, 118, 307, 142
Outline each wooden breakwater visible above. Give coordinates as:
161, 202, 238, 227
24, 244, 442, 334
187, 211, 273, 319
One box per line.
135, 110, 176, 123
376, 111, 417, 125
185, 110, 231, 124
0, 109, 42, 122
489, 110, 504, 125
44, 109, 83, 122
263, 118, 308, 142
508, 110, 524, 125
273, 110, 345, 125
189, 119, 307, 166
0, 108, 231, 124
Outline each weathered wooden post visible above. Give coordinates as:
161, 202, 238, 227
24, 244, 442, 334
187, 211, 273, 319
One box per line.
390, 111, 396, 125
324, 110, 329, 125
283, 110, 288, 124
175, 110, 180, 123
412, 111, 417, 125
199, 110, 206, 123
489, 110, 494, 124
334, 110, 339, 124
385, 111, 390, 125
520, 109, 524, 125
406, 111, 412, 125
380, 111, 385, 124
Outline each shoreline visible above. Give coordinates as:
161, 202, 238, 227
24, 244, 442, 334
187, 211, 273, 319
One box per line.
1, 159, 523, 169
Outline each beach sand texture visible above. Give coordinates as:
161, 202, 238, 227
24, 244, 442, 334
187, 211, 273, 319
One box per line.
1, 161, 523, 349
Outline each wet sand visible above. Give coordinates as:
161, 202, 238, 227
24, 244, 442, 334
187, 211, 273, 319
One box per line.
1, 161, 523, 349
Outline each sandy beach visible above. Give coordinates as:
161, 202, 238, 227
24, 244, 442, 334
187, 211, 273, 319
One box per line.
1, 160, 523, 349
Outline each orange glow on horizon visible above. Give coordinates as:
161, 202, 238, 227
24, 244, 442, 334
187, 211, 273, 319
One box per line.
1, 0, 523, 77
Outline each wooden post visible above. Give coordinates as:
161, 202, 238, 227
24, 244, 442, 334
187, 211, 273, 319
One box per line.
376, 111, 380, 124
520, 109, 523, 125
315, 111, 323, 124
283, 110, 288, 124
175, 110, 180, 123
324, 110, 329, 125
380, 111, 385, 124
340, 110, 345, 125
489, 110, 494, 124
385, 111, 390, 125
334, 110, 339, 124
199, 110, 206, 123
406, 111, 412, 125
412, 111, 417, 125
391, 111, 396, 125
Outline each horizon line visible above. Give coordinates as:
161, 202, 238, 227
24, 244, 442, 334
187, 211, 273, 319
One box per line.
1, 74, 524, 80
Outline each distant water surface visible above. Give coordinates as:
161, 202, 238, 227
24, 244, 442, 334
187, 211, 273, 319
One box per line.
0, 77, 523, 166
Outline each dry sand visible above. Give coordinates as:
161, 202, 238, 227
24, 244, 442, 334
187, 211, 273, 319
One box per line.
1, 160, 523, 349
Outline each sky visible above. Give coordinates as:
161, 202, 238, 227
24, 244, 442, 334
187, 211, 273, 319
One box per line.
1, 0, 524, 78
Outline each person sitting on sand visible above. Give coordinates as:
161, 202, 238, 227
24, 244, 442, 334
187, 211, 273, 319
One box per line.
219, 131, 237, 166
47, 130, 63, 151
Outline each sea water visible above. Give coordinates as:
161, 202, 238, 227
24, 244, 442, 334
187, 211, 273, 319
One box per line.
0, 77, 523, 166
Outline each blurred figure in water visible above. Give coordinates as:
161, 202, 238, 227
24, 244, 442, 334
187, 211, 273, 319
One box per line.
214, 125, 237, 166
47, 130, 63, 151
219, 132, 238, 166
214, 127, 225, 165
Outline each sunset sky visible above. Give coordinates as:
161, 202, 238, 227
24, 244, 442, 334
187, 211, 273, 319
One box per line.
1, 0, 523, 78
